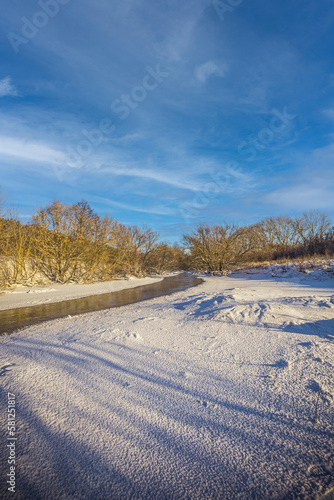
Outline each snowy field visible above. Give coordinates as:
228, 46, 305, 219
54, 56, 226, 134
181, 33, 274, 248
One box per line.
0, 268, 333, 499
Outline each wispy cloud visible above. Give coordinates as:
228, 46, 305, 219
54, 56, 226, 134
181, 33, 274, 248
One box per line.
323, 108, 334, 120
100, 158, 252, 194
264, 160, 334, 212
100, 165, 207, 192
266, 184, 334, 210
0, 77, 18, 98
91, 196, 178, 216
0, 136, 65, 165
195, 61, 228, 84
312, 142, 334, 166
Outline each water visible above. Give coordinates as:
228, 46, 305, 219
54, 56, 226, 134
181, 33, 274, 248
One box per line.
0, 273, 203, 335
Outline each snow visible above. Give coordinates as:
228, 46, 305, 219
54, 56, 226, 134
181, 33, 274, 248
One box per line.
0, 269, 333, 499
0, 275, 166, 311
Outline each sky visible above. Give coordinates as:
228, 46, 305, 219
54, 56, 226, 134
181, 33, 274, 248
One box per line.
0, 0, 334, 243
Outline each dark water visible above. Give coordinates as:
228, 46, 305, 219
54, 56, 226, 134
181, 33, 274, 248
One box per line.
0, 273, 203, 335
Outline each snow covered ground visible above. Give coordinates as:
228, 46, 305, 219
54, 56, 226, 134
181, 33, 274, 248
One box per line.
0, 269, 333, 499
0, 275, 165, 312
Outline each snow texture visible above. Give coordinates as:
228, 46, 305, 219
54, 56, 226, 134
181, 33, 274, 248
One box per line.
0, 269, 333, 499
0, 276, 165, 312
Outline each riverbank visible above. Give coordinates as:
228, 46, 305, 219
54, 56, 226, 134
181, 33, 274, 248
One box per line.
0, 270, 333, 499
0, 274, 169, 311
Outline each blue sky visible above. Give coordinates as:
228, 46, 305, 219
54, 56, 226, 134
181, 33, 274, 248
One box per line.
1, 0, 334, 242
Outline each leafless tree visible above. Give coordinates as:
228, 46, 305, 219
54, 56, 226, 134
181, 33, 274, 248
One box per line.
293, 211, 331, 244
183, 223, 258, 273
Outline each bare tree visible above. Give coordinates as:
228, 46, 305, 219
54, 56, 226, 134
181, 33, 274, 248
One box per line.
0, 192, 36, 286
69, 201, 115, 281
107, 222, 134, 276
31, 200, 115, 283
145, 244, 185, 274
31, 201, 79, 282
128, 226, 159, 275
294, 211, 331, 244
183, 223, 258, 273
259, 216, 298, 253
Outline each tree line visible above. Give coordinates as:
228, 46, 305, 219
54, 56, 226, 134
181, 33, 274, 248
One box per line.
0, 196, 333, 286
184, 212, 334, 274
0, 200, 185, 286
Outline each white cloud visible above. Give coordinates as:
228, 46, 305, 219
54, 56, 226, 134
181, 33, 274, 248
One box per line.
195, 61, 228, 84
91, 196, 177, 216
101, 165, 205, 191
100, 162, 250, 194
266, 184, 334, 210
0, 77, 18, 98
312, 142, 334, 167
110, 132, 144, 145
323, 108, 334, 120
0, 136, 66, 165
